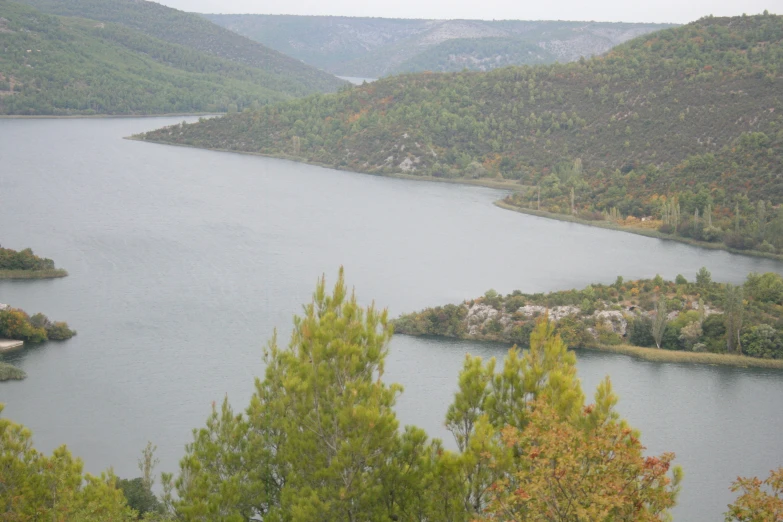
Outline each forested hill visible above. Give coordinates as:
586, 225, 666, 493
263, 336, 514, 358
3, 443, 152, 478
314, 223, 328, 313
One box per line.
12, 0, 345, 95
140, 13, 783, 252
0, 2, 344, 115
205, 14, 671, 77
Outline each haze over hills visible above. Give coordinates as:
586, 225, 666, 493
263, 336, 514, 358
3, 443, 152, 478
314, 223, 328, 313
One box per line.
203, 15, 674, 77
140, 13, 783, 253
11, 0, 345, 93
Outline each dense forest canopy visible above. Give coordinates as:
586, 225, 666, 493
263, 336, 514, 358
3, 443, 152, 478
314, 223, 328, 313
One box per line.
0, 1, 345, 115
14, 0, 344, 93
141, 13, 783, 254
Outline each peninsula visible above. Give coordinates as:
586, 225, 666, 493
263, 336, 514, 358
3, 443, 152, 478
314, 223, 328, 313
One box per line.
394, 269, 783, 369
0, 245, 67, 279
137, 13, 783, 260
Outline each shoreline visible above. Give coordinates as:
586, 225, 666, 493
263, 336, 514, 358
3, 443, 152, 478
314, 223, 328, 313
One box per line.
0, 112, 221, 120
133, 137, 783, 262
493, 201, 783, 262
582, 343, 783, 369
0, 269, 68, 280
398, 333, 783, 370
128, 137, 527, 192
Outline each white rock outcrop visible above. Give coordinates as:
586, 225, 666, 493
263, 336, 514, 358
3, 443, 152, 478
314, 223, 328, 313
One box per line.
594, 310, 628, 336
517, 305, 581, 322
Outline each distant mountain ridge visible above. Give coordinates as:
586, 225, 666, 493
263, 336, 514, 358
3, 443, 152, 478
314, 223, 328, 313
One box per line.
14, 0, 345, 94
203, 14, 674, 77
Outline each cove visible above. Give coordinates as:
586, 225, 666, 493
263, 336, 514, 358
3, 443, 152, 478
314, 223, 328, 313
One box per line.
1, 117, 782, 521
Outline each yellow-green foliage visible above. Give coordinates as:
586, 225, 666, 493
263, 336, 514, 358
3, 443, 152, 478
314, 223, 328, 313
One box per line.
0, 404, 135, 519
0, 308, 76, 342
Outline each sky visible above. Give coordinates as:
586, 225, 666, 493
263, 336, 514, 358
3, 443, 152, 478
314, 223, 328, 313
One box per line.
157, 0, 778, 24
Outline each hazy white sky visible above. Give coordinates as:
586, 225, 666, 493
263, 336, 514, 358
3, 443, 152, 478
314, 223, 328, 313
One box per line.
158, 0, 778, 24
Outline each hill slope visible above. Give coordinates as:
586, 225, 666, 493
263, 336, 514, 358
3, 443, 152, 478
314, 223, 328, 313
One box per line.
14, 0, 345, 94
139, 13, 783, 255
204, 14, 672, 77
0, 2, 342, 115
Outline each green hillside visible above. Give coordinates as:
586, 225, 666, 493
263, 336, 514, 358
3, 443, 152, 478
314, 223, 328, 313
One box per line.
139, 13, 783, 255
0, 2, 343, 115
206, 14, 671, 77
393, 37, 556, 73
16, 0, 345, 94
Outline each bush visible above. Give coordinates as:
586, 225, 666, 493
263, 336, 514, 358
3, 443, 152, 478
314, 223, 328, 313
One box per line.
628, 316, 655, 347
702, 314, 726, 342
47, 322, 76, 341
724, 231, 755, 250
0, 309, 47, 343
581, 211, 606, 221
658, 223, 675, 234
741, 324, 783, 359
701, 226, 724, 243
0, 362, 27, 381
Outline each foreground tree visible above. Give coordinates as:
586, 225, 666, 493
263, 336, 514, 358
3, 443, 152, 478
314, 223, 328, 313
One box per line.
726, 467, 783, 522
172, 273, 682, 521
444, 318, 681, 520
479, 400, 681, 522
0, 405, 134, 520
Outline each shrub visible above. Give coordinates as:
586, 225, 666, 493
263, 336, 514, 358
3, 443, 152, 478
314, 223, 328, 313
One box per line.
0, 309, 47, 343
741, 324, 783, 359
701, 226, 724, 243
724, 231, 755, 250
47, 322, 76, 341
629, 316, 655, 347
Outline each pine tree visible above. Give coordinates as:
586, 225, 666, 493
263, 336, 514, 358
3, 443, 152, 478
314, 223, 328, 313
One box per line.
251, 268, 404, 521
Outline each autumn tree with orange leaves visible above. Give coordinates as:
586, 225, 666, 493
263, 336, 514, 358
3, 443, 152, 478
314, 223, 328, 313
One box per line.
726, 467, 783, 522
477, 400, 681, 521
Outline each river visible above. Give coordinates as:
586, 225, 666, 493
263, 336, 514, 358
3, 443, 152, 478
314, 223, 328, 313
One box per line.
1, 117, 782, 521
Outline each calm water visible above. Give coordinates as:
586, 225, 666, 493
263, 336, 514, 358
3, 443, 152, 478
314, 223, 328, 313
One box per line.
1, 117, 782, 521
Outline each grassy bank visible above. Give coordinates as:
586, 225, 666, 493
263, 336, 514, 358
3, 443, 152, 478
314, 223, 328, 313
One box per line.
494, 201, 783, 262
583, 344, 783, 369
0, 269, 69, 280
0, 362, 26, 381
130, 136, 526, 192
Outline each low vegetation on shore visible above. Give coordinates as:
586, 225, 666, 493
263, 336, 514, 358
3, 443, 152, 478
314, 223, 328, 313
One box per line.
0, 245, 67, 279
395, 268, 783, 367
0, 305, 76, 343
0, 362, 26, 381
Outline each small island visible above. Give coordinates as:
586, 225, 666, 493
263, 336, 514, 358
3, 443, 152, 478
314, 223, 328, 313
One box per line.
395, 268, 783, 369
0, 245, 68, 279
0, 303, 76, 381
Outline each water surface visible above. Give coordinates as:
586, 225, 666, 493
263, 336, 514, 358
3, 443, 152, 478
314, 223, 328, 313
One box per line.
1, 117, 782, 521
